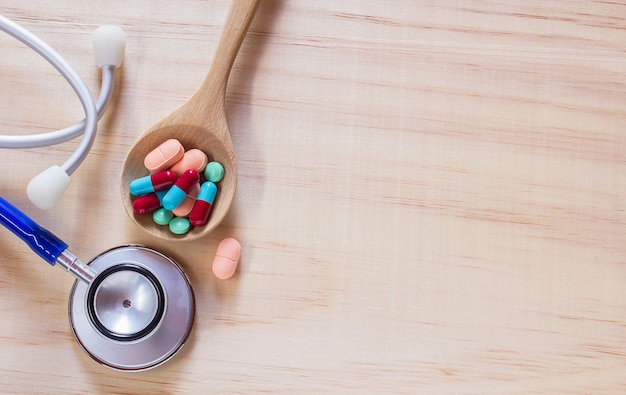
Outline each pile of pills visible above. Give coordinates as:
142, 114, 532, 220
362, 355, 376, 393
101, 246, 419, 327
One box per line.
129, 138, 225, 235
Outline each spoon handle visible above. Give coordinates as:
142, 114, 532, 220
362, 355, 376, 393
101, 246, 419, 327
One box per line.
196, 0, 260, 103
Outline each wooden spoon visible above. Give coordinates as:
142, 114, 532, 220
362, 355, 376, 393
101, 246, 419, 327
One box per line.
120, 0, 260, 240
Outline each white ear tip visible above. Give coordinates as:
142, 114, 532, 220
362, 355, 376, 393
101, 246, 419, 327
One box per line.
93, 25, 126, 68
27, 166, 71, 210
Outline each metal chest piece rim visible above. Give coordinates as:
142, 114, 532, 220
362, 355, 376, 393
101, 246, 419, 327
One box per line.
68, 245, 195, 371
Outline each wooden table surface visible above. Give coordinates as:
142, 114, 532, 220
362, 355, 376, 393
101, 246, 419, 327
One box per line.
1, 1, 626, 393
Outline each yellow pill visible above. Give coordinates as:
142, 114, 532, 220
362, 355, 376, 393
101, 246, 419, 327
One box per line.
144, 139, 184, 173
212, 238, 241, 280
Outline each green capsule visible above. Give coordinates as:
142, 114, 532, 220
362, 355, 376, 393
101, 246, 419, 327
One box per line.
204, 161, 224, 183
152, 208, 174, 226
169, 217, 191, 235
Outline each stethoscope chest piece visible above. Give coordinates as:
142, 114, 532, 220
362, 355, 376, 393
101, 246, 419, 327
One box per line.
69, 246, 194, 371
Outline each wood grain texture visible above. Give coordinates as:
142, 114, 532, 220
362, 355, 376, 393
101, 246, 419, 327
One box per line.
1, 1, 626, 393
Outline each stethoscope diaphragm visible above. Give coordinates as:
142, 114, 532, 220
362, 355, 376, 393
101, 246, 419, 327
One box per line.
69, 246, 194, 371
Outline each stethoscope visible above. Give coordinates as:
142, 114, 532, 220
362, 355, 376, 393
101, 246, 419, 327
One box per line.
0, 15, 195, 370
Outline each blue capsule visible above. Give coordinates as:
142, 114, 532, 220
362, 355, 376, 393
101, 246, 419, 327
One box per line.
129, 170, 177, 196
161, 169, 200, 210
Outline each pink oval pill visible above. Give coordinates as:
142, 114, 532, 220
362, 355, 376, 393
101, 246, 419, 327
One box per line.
170, 149, 209, 177
144, 139, 184, 172
172, 183, 200, 217
212, 238, 241, 280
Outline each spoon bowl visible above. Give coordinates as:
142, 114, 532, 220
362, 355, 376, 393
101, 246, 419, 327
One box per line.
120, 0, 259, 241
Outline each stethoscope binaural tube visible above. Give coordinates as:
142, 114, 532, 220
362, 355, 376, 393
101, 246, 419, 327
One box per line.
0, 195, 195, 371
0, 17, 194, 371
0, 15, 126, 210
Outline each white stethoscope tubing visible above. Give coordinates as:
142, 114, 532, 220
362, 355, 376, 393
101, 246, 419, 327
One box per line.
0, 15, 194, 372
0, 14, 98, 176
0, 14, 125, 209
0, 64, 115, 150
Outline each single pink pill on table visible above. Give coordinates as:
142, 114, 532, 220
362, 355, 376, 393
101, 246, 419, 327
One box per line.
212, 238, 241, 280
144, 139, 184, 172
170, 149, 209, 177
172, 183, 200, 217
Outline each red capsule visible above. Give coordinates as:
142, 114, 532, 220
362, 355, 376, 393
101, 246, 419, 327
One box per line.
189, 182, 217, 226
129, 170, 177, 196
133, 192, 162, 215
161, 169, 200, 211
150, 170, 177, 191
175, 169, 199, 192
189, 200, 211, 226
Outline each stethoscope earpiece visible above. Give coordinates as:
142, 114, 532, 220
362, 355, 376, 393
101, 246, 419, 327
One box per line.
0, 19, 194, 370
0, 15, 125, 209
93, 25, 126, 69
27, 165, 70, 210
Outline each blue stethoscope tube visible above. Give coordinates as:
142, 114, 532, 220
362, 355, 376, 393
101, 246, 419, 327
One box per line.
0, 195, 95, 282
